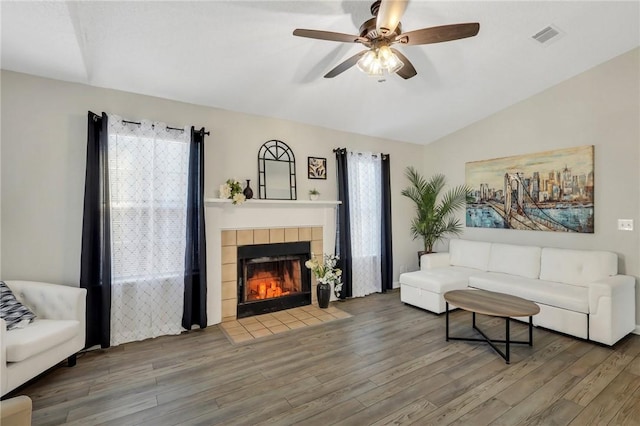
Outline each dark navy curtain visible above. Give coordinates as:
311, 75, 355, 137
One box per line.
380, 154, 393, 292
334, 148, 353, 299
183, 127, 208, 329
80, 111, 112, 348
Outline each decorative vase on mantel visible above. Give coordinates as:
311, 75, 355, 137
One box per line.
243, 179, 253, 200
316, 283, 331, 309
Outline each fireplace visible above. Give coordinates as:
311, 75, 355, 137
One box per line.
237, 241, 311, 318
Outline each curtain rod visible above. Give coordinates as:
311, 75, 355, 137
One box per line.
122, 119, 210, 136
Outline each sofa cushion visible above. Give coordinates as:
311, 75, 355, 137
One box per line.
488, 243, 541, 279
1, 281, 36, 330
449, 240, 492, 271
400, 266, 482, 294
469, 272, 589, 314
5, 319, 79, 362
540, 248, 618, 287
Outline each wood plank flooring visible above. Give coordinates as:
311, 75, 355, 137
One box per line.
11, 291, 640, 425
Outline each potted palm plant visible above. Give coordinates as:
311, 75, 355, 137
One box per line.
401, 167, 471, 257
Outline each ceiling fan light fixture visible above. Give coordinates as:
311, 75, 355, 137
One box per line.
356, 46, 404, 77
378, 45, 404, 74
356, 50, 377, 73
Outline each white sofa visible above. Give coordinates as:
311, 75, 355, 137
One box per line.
399, 239, 636, 346
1, 281, 86, 396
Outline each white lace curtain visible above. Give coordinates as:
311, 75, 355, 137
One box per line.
107, 115, 190, 346
347, 151, 382, 298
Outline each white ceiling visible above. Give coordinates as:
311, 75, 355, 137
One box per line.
2, 1, 639, 145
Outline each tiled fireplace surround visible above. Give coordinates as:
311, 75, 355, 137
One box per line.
220, 226, 323, 321
205, 200, 339, 325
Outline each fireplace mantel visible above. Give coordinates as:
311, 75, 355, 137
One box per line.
205, 198, 341, 207
205, 198, 338, 325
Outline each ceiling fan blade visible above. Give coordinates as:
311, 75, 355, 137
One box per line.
324, 51, 367, 78
396, 23, 480, 45
293, 29, 368, 44
376, 0, 408, 36
390, 48, 417, 79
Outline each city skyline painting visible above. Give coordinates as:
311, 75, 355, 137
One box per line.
466, 145, 594, 233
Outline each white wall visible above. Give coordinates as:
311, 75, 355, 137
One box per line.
0, 70, 423, 288
423, 48, 640, 325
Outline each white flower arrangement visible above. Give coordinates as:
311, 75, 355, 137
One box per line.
219, 178, 246, 205
305, 254, 343, 298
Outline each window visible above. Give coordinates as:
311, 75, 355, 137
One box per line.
107, 116, 190, 346
347, 152, 382, 297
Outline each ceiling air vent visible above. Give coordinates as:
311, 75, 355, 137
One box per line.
532, 25, 564, 45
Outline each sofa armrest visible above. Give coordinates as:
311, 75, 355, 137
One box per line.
1, 319, 7, 395
588, 275, 635, 315
587, 274, 636, 345
5, 281, 87, 322
421, 253, 451, 270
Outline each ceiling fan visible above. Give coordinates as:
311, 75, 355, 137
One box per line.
293, 0, 480, 81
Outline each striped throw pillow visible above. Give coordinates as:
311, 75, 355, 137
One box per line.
0, 281, 36, 330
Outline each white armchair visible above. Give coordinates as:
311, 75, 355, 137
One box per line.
1, 281, 86, 396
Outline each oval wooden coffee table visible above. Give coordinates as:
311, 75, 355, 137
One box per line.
444, 289, 540, 364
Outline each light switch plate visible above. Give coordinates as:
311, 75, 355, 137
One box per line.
618, 219, 633, 231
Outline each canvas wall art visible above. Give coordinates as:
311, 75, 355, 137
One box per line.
466, 145, 594, 233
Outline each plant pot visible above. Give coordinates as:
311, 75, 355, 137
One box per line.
309, 194, 319, 201
316, 283, 331, 308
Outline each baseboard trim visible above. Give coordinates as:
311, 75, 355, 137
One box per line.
634, 325, 640, 335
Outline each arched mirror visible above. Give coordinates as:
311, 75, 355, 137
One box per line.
258, 140, 297, 200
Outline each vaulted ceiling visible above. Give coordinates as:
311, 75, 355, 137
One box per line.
2, 1, 639, 145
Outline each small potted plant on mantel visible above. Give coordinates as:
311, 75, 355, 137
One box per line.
308, 188, 320, 201
401, 167, 471, 261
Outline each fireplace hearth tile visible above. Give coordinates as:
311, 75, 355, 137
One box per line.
276, 314, 299, 324
232, 333, 254, 343
219, 304, 353, 344
269, 324, 290, 334
238, 316, 259, 325
259, 319, 282, 328
290, 311, 313, 320
244, 322, 267, 332
286, 320, 306, 329
301, 317, 322, 326
249, 328, 273, 339
315, 314, 335, 322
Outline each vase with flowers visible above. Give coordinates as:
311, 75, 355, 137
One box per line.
219, 178, 246, 205
305, 254, 342, 308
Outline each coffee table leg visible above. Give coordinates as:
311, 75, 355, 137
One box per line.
505, 317, 510, 364
445, 302, 449, 342
529, 316, 533, 346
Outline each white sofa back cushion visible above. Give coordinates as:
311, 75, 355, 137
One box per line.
449, 240, 492, 271
540, 247, 618, 286
488, 243, 541, 279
